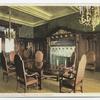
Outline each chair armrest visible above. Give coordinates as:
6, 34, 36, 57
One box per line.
67, 73, 76, 79
8, 66, 15, 70
60, 69, 76, 80
25, 72, 39, 77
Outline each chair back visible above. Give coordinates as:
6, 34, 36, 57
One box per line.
86, 51, 96, 64
35, 62, 43, 69
9, 51, 15, 63
75, 54, 87, 85
14, 54, 26, 83
35, 50, 43, 69
70, 51, 76, 68
35, 50, 43, 62
1, 52, 8, 72
23, 49, 30, 59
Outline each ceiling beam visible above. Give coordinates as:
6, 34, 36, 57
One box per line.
10, 6, 52, 21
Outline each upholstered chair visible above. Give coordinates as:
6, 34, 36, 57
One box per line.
59, 54, 87, 93
1, 51, 16, 82
14, 54, 39, 92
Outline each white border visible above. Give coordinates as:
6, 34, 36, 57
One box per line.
0, 93, 100, 97
0, 0, 100, 4
0, 0, 100, 6
0, 0, 100, 98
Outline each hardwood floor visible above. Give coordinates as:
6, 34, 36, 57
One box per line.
0, 68, 100, 93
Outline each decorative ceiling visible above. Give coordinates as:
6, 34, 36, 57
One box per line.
0, 6, 79, 27
0, 6, 100, 32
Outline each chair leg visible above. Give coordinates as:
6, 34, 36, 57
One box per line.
3, 73, 6, 81
59, 86, 62, 93
36, 82, 39, 90
73, 89, 75, 93
3, 73, 4, 81
80, 81, 83, 93
24, 85, 27, 93
3, 74, 8, 82
38, 73, 42, 90
80, 85, 83, 93
6, 75, 9, 82
57, 75, 59, 81
59, 81, 62, 93
73, 87, 76, 93
16, 81, 19, 91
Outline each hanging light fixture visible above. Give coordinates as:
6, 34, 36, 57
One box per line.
79, 6, 100, 31
4, 8, 16, 39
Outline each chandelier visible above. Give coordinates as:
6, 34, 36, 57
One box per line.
79, 6, 100, 31
4, 8, 16, 39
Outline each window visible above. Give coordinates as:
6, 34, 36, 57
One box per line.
5, 38, 14, 53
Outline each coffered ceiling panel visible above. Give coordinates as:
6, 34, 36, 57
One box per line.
36, 6, 78, 15
0, 6, 9, 14
36, 6, 79, 20
11, 8, 42, 23
36, 6, 69, 14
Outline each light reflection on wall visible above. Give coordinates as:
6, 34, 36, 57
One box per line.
50, 46, 75, 68
5, 38, 14, 53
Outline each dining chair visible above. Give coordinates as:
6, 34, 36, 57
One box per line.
86, 51, 96, 71
1, 51, 16, 82
34, 50, 44, 89
59, 54, 87, 93
9, 51, 15, 66
58, 51, 76, 81
14, 54, 39, 92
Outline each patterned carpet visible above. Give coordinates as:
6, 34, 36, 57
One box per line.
0, 69, 100, 93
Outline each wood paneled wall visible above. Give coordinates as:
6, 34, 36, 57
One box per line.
96, 33, 100, 71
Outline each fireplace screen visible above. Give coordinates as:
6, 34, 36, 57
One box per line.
50, 46, 75, 69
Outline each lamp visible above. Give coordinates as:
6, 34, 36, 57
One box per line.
4, 8, 16, 39
79, 6, 100, 31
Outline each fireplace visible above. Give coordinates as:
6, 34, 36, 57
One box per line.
45, 29, 78, 75
50, 45, 75, 70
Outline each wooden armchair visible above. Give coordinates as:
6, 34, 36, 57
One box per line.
14, 54, 39, 92
34, 50, 44, 90
59, 54, 87, 93
86, 51, 96, 71
9, 51, 15, 66
1, 51, 16, 82
58, 51, 76, 81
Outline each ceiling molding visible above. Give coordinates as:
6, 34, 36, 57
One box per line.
33, 20, 47, 27
0, 12, 34, 27
70, 6, 79, 12
10, 6, 52, 20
